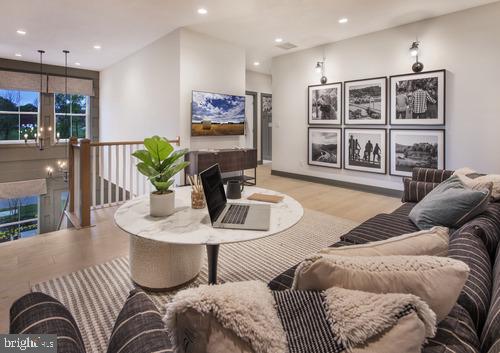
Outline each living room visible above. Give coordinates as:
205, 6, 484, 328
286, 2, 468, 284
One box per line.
1, 1, 500, 352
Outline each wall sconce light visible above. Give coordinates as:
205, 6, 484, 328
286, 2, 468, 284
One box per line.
46, 166, 53, 177
315, 61, 328, 84
409, 40, 424, 73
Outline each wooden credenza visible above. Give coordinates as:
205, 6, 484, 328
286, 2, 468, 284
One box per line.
185, 148, 257, 185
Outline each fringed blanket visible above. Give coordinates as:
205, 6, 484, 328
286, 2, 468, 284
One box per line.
165, 281, 436, 353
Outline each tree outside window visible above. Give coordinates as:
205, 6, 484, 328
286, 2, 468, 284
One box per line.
0, 196, 39, 242
0, 90, 39, 141
55, 94, 88, 139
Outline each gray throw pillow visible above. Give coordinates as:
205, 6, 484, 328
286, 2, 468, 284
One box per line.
409, 175, 492, 230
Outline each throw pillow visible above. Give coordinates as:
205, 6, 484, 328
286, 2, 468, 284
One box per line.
409, 175, 492, 230
293, 254, 469, 322
107, 289, 170, 353
402, 177, 440, 203
165, 281, 436, 353
454, 167, 500, 201
10, 292, 86, 353
319, 226, 449, 257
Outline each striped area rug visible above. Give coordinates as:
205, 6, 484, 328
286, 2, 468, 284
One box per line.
32, 209, 357, 353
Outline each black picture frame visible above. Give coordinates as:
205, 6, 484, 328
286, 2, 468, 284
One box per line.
344, 128, 387, 174
389, 128, 446, 177
389, 69, 446, 126
308, 82, 342, 125
307, 127, 342, 169
343, 76, 387, 126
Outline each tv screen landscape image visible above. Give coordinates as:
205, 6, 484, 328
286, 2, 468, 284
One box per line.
191, 91, 245, 136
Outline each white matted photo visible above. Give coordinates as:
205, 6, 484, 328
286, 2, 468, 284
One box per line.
344, 128, 386, 174
344, 77, 387, 125
308, 83, 342, 125
308, 127, 342, 169
390, 70, 445, 125
390, 129, 445, 177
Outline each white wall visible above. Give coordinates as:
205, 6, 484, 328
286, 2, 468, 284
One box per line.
272, 2, 500, 191
179, 28, 247, 151
100, 29, 181, 142
246, 70, 272, 161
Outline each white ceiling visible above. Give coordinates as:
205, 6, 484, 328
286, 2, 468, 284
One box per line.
0, 0, 497, 73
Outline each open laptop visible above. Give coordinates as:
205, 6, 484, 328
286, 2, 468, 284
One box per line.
199, 164, 270, 230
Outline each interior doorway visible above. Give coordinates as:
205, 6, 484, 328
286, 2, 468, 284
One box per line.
261, 93, 272, 162
245, 91, 258, 150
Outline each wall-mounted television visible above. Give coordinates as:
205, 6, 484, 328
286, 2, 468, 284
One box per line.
191, 91, 245, 136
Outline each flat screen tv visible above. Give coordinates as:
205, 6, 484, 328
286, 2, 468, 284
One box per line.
191, 91, 245, 136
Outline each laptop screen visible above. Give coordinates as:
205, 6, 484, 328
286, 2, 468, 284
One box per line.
199, 164, 227, 223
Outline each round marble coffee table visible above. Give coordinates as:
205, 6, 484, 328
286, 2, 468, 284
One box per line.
114, 186, 303, 289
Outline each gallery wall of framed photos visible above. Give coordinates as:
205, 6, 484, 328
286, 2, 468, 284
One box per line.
307, 69, 446, 178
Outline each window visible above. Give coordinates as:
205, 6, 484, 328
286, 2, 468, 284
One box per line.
0, 196, 39, 242
0, 89, 39, 141
55, 94, 88, 139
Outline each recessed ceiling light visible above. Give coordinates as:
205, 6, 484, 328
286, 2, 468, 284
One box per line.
16, 29, 27, 35
275, 38, 283, 43
75, 62, 81, 66
197, 8, 208, 15
253, 61, 260, 66
338, 18, 348, 24
93, 45, 101, 50
15, 53, 22, 57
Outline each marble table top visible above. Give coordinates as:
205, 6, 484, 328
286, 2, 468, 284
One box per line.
114, 186, 304, 245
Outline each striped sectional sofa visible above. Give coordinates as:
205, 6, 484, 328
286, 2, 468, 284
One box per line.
269, 168, 500, 353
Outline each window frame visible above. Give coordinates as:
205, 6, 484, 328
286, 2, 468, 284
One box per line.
0, 90, 40, 145
0, 195, 40, 241
53, 94, 90, 141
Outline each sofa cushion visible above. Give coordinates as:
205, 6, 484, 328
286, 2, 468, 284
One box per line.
10, 292, 86, 353
107, 288, 171, 353
319, 226, 449, 257
409, 176, 492, 230
448, 226, 492, 332
423, 304, 480, 353
466, 202, 500, 259
293, 254, 470, 322
341, 213, 419, 244
412, 167, 454, 183
402, 178, 440, 203
391, 202, 416, 216
480, 242, 500, 353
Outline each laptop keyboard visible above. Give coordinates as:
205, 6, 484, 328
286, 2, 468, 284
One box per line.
221, 204, 250, 224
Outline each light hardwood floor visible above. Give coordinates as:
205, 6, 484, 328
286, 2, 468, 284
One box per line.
0, 164, 401, 332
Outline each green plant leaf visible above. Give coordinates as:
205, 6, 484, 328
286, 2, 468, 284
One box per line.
144, 136, 174, 164
136, 162, 160, 178
160, 161, 190, 181
159, 149, 189, 170
153, 180, 174, 193
132, 149, 153, 166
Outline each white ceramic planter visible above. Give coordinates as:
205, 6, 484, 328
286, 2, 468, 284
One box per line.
150, 191, 175, 217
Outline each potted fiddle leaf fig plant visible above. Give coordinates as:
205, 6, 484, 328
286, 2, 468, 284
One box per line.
132, 136, 190, 217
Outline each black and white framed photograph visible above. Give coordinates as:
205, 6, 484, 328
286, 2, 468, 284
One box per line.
344, 77, 387, 125
344, 128, 386, 174
308, 83, 342, 125
390, 70, 445, 125
389, 129, 445, 177
308, 127, 342, 169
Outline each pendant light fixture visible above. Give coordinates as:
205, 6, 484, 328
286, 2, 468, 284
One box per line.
57, 50, 70, 182
410, 40, 424, 73
25, 50, 47, 150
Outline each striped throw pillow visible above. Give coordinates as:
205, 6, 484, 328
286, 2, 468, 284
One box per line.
402, 178, 440, 203
107, 289, 171, 353
10, 292, 86, 353
412, 168, 454, 183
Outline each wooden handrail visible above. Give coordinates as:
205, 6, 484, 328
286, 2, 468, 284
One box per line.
70, 136, 181, 147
